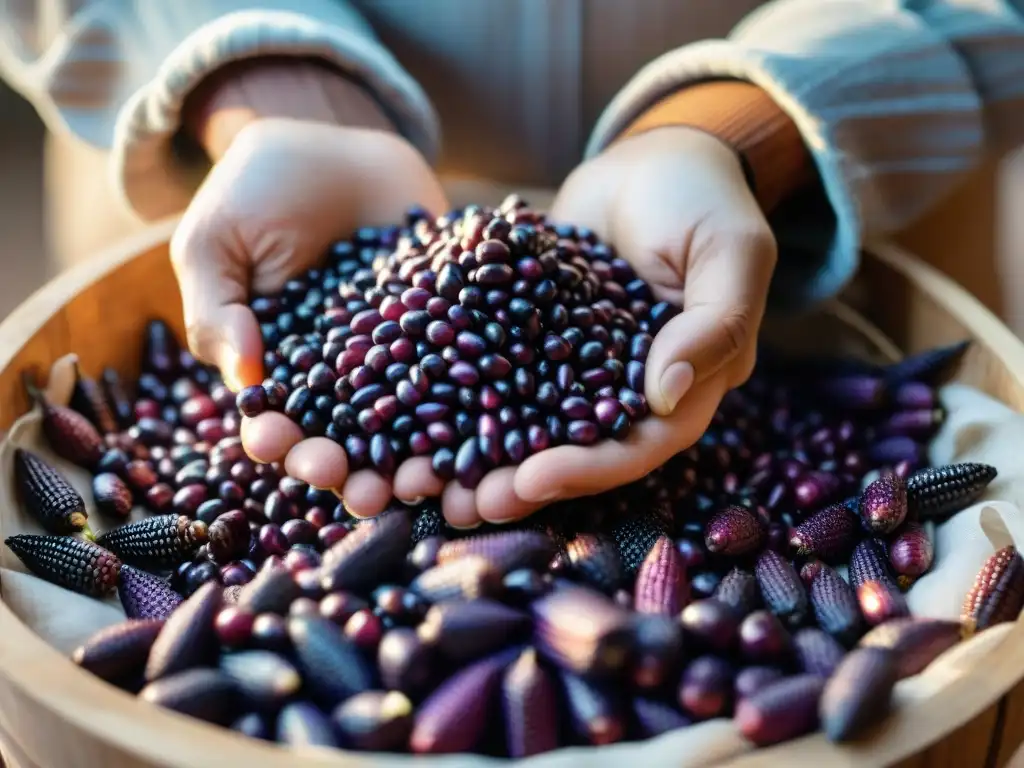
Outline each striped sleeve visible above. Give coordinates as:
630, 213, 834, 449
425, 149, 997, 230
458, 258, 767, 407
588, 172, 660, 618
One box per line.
0, 0, 439, 221
586, 0, 1024, 308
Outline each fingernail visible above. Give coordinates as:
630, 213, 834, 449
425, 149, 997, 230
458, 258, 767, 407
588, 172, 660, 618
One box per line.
399, 496, 426, 506
341, 499, 370, 519
448, 520, 483, 531
659, 361, 695, 412
216, 340, 243, 392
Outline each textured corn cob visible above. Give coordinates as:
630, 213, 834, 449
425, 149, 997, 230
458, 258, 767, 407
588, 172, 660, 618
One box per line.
849, 539, 898, 591
14, 448, 89, 534
859, 474, 907, 534
790, 503, 857, 560
72, 618, 165, 683
437, 530, 555, 575
704, 506, 764, 556
888, 522, 934, 579
820, 647, 898, 742
907, 462, 997, 520
634, 536, 688, 615
410, 557, 502, 603
962, 545, 1024, 633
501, 648, 560, 757
319, 508, 412, 593
883, 339, 969, 385
5, 534, 120, 596
411, 504, 444, 543
714, 568, 760, 615
565, 534, 624, 594
96, 514, 207, 568
92, 472, 133, 518
754, 550, 808, 628
26, 378, 105, 469
417, 599, 530, 663
612, 514, 668, 574
857, 580, 909, 626
119, 564, 183, 620
809, 566, 864, 645
792, 628, 847, 678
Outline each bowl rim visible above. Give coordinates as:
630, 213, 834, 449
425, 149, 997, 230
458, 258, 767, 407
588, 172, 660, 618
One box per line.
0, 228, 1022, 767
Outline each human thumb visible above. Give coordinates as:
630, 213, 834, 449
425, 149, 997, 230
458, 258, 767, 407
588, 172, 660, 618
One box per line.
170, 228, 265, 392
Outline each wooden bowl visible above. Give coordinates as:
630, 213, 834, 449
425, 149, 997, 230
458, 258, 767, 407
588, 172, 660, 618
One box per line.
0, 223, 1023, 767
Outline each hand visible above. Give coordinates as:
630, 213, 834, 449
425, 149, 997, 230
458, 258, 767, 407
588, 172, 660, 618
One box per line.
171, 116, 448, 516
500, 127, 776, 514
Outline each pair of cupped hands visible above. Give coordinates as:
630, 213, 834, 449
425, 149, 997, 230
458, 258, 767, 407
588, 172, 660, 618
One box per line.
173, 62, 777, 529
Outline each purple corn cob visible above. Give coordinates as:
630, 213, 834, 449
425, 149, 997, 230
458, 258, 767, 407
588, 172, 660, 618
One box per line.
532, 583, 634, 679
754, 550, 808, 628
820, 647, 898, 742
411, 504, 444, 543
883, 339, 969, 385
276, 701, 339, 748
145, 581, 222, 681
410, 650, 512, 754
810, 565, 864, 645
237, 562, 300, 615
72, 618, 165, 683
92, 473, 133, 519
70, 363, 118, 435
119, 564, 183, 620
679, 655, 734, 720
734, 674, 826, 746
634, 536, 688, 615
417, 599, 530, 663
502, 648, 560, 757
14, 449, 89, 535
288, 615, 376, 708
793, 628, 846, 678
565, 534, 624, 594
139, 668, 239, 725
962, 545, 1024, 632
790, 503, 857, 561
868, 437, 924, 468
28, 381, 105, 469
714, 568, 760, 615
704, 506, 764, 556
859, 474, 907, 535
907, 462, 997, 520
857, 580, 909, 626
101, 367, 134, 429
888, 522, 934, 578
738, 610, 792, 665
849, 538, 898, 591
632, 698, 691, 739
559, 670, 625, 745
612, 514, 667, 575
679, 599, 741, 654
631, 614, 685, 690
859, 617, 964, 679
410, 556, 502, 603
332, 691, 414, 752
377, 628, 436, 697
219, 651, 302, 711
96, 514, 207, 569
816, 375, 887, 410
319, 508, 412, 593
877, 408, 944, 440
734, 666, 785, 702
5, 534, 119, 597
436, 530, 555, 575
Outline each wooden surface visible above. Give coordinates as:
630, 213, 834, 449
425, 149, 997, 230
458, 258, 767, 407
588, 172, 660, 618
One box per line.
1, 226, 1024, 766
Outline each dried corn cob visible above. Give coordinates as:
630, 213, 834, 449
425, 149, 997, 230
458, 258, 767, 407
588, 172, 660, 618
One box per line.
119, 564, 183, 620
704, 506, 764, 556
101, 367, 134, 429
411, 504, 444, 543
72, 618, 165, 683
26, 377, 104, 469
849, 538, 898, 591
5, 534, 119, 596
410, 557, 502, 603
532, 583, 634, 679
237, 562, 300, 615
14, 448, 89, 534
820, 647, 898, 742
859, 618, 964, 679
790, 503, 857, 561
714, 568, 760, 615
810, 565, 864, 645
754, 550, 808, 628
634, 536, 688, 615
417, 599, 530, 663
502, 648, 560, 757
907, 462, 997, 520
792, 628, 846, 678
565, 533, 624, 594
612, 513, 667, 575
145, 581, 222, 680
410, 650, 513, 754
319, 508, 412, 593
888, 522, 934, 578
860, 474, 907, 534
437, 530, 555, 575
883, 339, 968, 385
288, 615, 377, 707
96, 514, 207, 569
219, 650, 302, 710
734, 674, 825, 746
70, 363, 118, 434
92, 472, 132, 518
962, 545, 1024, 633
140, 668, 239, 725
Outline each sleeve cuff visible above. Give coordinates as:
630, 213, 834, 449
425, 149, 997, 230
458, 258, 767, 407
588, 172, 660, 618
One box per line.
111, 8, 440, 221
585, 0, 985, 308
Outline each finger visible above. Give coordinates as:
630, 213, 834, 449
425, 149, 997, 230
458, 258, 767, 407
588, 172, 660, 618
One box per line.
170, 223, 265, 392
341, 470, 393, 519
513, 375, 728, 503
441, 482, 481, 530
393, 457, 445, 502
475, 468, 543, 524
241, 412, 303, 463
644, 233, 774, 416
283, 437, 349, 490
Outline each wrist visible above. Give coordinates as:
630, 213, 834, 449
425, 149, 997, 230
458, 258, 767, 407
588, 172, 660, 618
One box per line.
617, 81, 813, 213
183, 58, 397, 161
